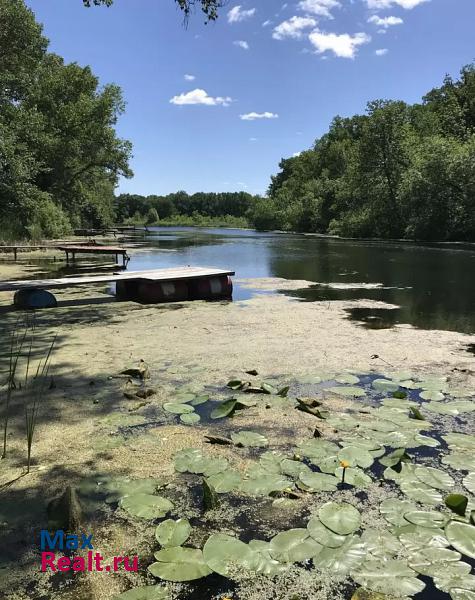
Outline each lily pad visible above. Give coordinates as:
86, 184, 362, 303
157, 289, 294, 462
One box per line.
269, 528, 321, 563
155, 519, 191, 548
114, 585, 168, 600
240, 474, 292, 496
403, 510, 449, 529
352, 559, 425, 597
163, 403, 194, 415
203, 533, 258, 576
415, 466, 455, 490
400, 479, 443, 505
298, 472, 339, 492
231, 431, 269, 448
463, 473, 475, 495
445, 494, 469, 517
420, 390, 445, 401
120, 494, 173, 519
362, 529, 402, 559
445, 521, 475, 558
206, 470, 242, 493
307, 516, 347, 548
336, 373, 360, 385
313, 535, 366, 575
210, 399, 237, 419
408, 547, 462, 576
325, 386, 366, 397
180, 412, 200, 425
335, 467, 372, 489
338, 446, 374, 469
149, 547, 212, 581
318, 502, 361, 535
372, 379, 400, 393
380, 499, 417, 527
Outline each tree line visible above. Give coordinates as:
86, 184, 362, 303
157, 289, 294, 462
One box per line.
260, 65, 475, 241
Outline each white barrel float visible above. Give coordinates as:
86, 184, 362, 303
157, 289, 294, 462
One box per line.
189, 276, 233, 300
14, 288, 57, 309
137, 280, 189, 304
115, 279, 141, 301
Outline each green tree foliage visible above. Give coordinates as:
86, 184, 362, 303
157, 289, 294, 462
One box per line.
82, 0, 223, 22
0, 0, 132, 239
261, 65, 475, 241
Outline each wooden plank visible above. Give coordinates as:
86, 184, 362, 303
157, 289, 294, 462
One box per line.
0, 266, 235, 293
56, 245, 127, 254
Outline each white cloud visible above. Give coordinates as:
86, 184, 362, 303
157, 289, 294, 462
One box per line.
170, 89, 232, 107
249, 137, 258, 141
184, 74, 196, 81
298, 0, 340, 18
366, 0, 429, 9
240, 112, 279, 121
375, 48, 389, 55
308, 30, 371, 58
368, 15, 403, 27
273, 16, 317, 40
293, 151, 302, 157
262, 19, 272, 26
234, 40, 250, 50
228, 5, 256, 23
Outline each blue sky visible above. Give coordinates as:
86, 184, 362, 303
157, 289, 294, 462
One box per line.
26, 0, 475, 196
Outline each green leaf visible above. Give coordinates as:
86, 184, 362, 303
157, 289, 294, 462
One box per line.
210, 399, 237, 419
372, 379, 400, 393
463, 473, 475, 495
227, 379, 243, 389
231, 430, 269, 448
113, 585, 168, 600
380, 499, 417, 527
163, 403, 194, 415
445, 521, 475, 559
269, 528, 322, 563
415, 466, 455, 490
120, 494, 173, 519
307, 516, 347, 548
403, 510, 449, 528
325, 386, 366, 397
400, 478, 443, 505
298, 471, 339, 492
149, 547, 212, 581
180, 412, 200, 425
420, 390, 445, 401
155, 519, 191, 547
318, 502, 361, 535
335, 467, 372, 489
203, 533, 258, 576
408, 547, 462, 576
445, 494, 469, 517
361, 529, 402, 559
313, 535, 366, 575
338, 445, 374, 468
240, 474, 292, 496
351, 559, 426, 597
206, 470, 242, 493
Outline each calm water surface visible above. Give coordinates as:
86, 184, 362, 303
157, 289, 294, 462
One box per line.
120, 227, 475, 335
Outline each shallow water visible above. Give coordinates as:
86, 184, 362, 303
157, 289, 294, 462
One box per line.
124, 227, 475, 335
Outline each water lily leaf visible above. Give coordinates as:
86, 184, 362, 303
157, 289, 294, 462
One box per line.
240, 474, 292, 496
463, 473, 475, 495
313, 455, 340, 474
403, 510, 449, 529
280, 459, 311, 478
380, 499, 418, 527
412, 433, 439, 448
372, 379, 400, 393
335, 467, 372, 489
174, 448, 228, 476
248, 540, 289, 576
307, 516, 347, 548
231, 431, 269, 448
433, 568, 475, 594
155, 519, 191, 547
210, 399, 237, 419
426, 402, 462, 416
420, 390, 445, 401
180, 412, 200, 425
318, 502, 361, 535
415, 466, 455, 490
269, 528, 321, 563
379, 448, 410, 469
450, 589, 475, 600
443, 452, 475, 472
408, 547, 461, 576
336, 373, 360, 385
398, 529, 449, 552
313, 535, 366, 575
261, 382, 277, 394
362, 529, 402, 559
163, 403, 194, 415
338, 446, 374, 469
325, 386, 366, 397
228, 379, 243, 389
120, 494, 173, 519
400, 479, 443, 505
114, 585, 168, 600
203, 533, 258, 576
174, 392, 196, 403
259, 451, 286, 474
149, 547, 212, 581
277, 386, 290, 397
102, 477, 164, 504
445, 494, 469, 517
296, 439, 339, 459
351, 589, 400, 600
351, 559, 425, 597
206, 470, 242, 493
445, 521, 475, 558
190, 394, 209, 406
298, 472, 339, 492
409, 406, 425, 420
443, 434, 475, 450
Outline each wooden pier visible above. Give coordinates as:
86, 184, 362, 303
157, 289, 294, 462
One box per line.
0, 266, 235, 307
0, 244, 129, 265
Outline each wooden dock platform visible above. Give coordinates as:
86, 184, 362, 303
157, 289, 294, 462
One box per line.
56, 245, 129, 266
0, 267, 234, 293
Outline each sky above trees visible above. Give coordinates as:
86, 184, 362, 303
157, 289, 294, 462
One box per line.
26, 0, 475, 195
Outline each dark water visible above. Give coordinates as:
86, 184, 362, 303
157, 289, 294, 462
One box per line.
121, 227, 475, 335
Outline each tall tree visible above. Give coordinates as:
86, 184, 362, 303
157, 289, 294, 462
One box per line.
82, 0, 224, 21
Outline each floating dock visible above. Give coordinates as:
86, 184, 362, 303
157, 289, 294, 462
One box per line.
0, 267, 235, 307
0, 243, 129, 265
